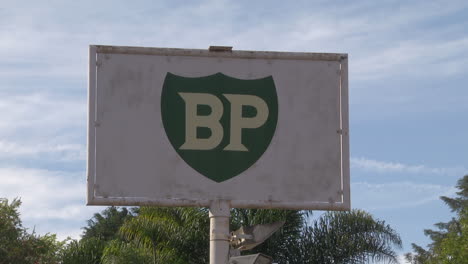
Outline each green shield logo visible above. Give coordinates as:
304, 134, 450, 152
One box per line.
161, 72, 278, 183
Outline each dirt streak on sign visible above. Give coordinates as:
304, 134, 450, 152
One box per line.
87, 45, 350, 210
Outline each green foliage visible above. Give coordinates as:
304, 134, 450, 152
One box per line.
59, 207, 134, 264
117, 207, 209, 264
109, 206, 400, 264
430, 209, 468, 264
82, 206, 134, 242
288, 210, 402, 264
0, 198, 23, 263
114, 207, 309, 263
0, 198, 402, 264
406, 175, 468, 264
60, 237, 106, 264
102, 240, 153, 264
405, 243, 433, 264
440, 175, 468, 214
26, 233, 66, 264
0, 198, 65, 264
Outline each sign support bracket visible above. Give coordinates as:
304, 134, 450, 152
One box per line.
209, 200, 231, 264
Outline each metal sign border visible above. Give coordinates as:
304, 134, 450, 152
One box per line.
87, 45, 350, 210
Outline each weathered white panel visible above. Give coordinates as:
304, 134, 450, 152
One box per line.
87, 45, 350, 210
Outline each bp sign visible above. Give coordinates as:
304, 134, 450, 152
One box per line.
87, 45, 350, 210
161, 73, 278, 183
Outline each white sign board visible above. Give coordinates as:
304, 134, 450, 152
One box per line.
87, 45, 350, 210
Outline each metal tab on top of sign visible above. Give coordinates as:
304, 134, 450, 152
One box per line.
87, 45, 350, 211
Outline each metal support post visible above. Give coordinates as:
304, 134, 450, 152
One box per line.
209, 200, 231, 264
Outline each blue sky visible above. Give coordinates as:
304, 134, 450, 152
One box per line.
1, 0, 467, 262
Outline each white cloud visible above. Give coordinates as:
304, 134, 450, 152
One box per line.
51, 227, 85, 241
224, 1, 468, 81
0, 93, 86, 138
352, 181, 456, 210
351, 157, 467, 176
1, 0, 468, 82
0, 93, 86, 166
352, 37, 468, 80
0, 166, 101, 239
0, 141, 85, 161
0, 167, 91, 219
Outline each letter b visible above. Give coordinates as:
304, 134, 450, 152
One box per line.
178, 92, 224, 150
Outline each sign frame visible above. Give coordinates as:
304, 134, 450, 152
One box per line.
87, 45, 350, 211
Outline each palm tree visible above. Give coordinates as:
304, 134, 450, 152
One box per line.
101, 239, 153, 264
107, 207, 401, 264
292, 210, 402, 264
113, 207, 304, 263
116, 207, 209, 264
82, 206, 134, 242
60, 237, 106, 264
